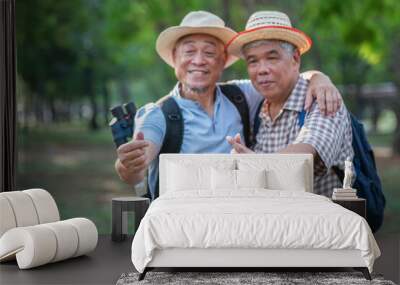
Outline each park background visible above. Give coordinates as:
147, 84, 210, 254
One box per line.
15, 0, 400, 234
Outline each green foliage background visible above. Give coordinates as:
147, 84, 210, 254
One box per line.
16, 0, 400, 111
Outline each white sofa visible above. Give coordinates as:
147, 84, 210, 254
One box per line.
0, 189, 98, 269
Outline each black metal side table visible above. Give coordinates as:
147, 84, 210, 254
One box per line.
332, 198, 366, 219
112, 197, 150, 242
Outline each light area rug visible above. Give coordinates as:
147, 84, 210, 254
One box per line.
116, 271, 396, 285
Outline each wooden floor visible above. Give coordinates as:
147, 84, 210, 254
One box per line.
0, 234, 398, 284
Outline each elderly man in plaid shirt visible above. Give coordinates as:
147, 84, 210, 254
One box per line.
226, 11, 353, 197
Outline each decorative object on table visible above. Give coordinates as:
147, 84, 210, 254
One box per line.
0, 189, 98, 269
109, 102, 136, 148
112, 197, 150, 242
343, 157, 354, 189
116, 271, 394, 285
332, 157, 359, 200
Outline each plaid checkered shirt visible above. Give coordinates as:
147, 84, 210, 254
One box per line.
253, 76, 354, 197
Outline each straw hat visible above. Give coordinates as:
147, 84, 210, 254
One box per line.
156, 11, 238, 68
226, 11, 312, 58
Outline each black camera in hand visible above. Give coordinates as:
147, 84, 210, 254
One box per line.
109, 102, 136, 148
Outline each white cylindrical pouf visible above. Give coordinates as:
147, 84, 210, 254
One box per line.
0, 189, 98, 269
0, 196, 17, 237
23, 189, 60, 223
0, 226, 57, 269
42, 221, 79, 262
1, 192, 39, 227
64, 218, 98, 257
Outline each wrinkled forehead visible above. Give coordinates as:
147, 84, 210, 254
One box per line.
175, 34, 225, 49
242, 39, 287, 55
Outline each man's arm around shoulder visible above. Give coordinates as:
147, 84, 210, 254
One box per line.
279, 143, 316, 156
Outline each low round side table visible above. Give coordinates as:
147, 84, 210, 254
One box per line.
112, 197, 150, 242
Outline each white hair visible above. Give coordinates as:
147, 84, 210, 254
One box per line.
241, 39, 297, 57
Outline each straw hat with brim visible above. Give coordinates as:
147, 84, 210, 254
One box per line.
226, 11, 312, 58
156, 11, 238, 68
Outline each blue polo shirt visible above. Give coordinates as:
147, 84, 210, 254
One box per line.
134, 80, 263, 199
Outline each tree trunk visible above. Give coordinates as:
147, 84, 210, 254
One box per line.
65, 101, 72, 122
102, 81, 110, 126
21, 90, 31, 129
85, 66, 99, 130
33, 92, 44, 124
370, 101, 381, 134
241, 0, 256, 14
389, 35, 400, 155
393, 102, 400, 154
339, 53, 370, 119
354, 84, 365, 120
49, 98, 57, 123
118, 79, 130, 103
222, 0, 231, 26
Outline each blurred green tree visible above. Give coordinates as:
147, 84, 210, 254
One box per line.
300, 0, 400, 153
15, 0, 400, 152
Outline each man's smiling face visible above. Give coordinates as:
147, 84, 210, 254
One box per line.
173, 34, 226, 94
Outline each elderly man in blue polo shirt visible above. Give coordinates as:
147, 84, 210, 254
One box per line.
115, 11, 342, 200
226, 11, 354, 197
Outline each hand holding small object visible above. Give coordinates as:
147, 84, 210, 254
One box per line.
117, 132, 149, 173
226, 133, 254, 154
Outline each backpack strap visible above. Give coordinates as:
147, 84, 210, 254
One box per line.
219, 84, 252, 147
147, 95, 183, 200
253, 99, 264, 142
298, 110, 307, 127
157, 95, 184, 154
